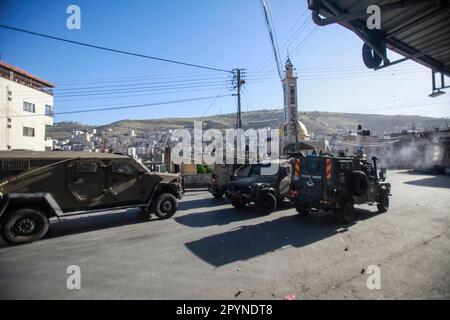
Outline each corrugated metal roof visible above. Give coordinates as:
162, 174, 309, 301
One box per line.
313, 0, 450, 76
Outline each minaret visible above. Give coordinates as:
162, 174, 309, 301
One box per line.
282, 57, 298, 143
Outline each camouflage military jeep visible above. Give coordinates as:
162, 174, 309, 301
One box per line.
0, 151, 183, 245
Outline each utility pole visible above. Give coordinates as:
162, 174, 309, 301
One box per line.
233, 68, 246, 129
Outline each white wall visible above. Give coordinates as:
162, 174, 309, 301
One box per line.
0, 77, 54, 151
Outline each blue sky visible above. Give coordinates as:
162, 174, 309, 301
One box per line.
0, 0, 448, 125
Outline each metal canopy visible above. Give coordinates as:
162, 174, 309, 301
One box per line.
308, 0, 450, 77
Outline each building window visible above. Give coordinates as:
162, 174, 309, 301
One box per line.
45, 105, 53, 117
23, 127, 35, 137
23, 101, 36, 113
7, 90, 12, 101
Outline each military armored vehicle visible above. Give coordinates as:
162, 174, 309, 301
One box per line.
226, 159, 292, 214
209, 163, 249, 199
0, 151, 183, 244
289, 153, 391, 223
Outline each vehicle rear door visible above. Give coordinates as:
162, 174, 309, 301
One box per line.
298, 157, 324, 201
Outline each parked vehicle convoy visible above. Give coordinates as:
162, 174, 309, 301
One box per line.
225, 159, 292, 214
289, 152, 391, 223
0, 151, 183, 245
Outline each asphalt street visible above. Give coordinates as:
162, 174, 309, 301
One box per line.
0, 170, 449, 299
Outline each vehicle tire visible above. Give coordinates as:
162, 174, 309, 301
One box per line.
1, 208, 49, 245
213, 192, 224, 200
231, 201, 246, 209
255, 192, 277, 215
377, 191, 389, 213
151, 193, 178, 219
335, 198, 354, 224
296, 207, 310, 215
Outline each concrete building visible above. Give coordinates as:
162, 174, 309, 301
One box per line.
0, 61, 54, 151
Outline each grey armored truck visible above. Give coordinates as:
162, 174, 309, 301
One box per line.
0, 151, 183, 244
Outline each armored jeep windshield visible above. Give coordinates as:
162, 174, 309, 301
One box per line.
249, 163, 276, 176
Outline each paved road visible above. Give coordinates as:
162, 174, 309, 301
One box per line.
1, 170, 449, 299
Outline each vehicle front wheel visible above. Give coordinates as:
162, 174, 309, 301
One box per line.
255, 192, 277, 215
377, 191, 389, 213
335, 199, 354, 224
1, 208, 49, 245
152, 193, 178, 219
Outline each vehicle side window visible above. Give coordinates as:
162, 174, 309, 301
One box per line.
250, 163, 272, 176
76, 163, 97, 173
112, 162, 139, 175
235, 165, 251, 177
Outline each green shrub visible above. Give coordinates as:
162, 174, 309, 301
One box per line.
197, 164, 207, 174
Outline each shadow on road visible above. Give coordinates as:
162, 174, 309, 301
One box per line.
180, 196, 229, 211
175, 206, 262, 228
0, 209, 153, 248
44, 209, 150, 239
177, 197, 295, 228
404, 176, 450, 189
184, 208, 377, 267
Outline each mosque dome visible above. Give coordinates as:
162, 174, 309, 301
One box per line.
298, 121, 310, 139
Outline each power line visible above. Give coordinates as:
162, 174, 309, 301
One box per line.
11, 80, 232, 99
290, 26, 319, 57
260, 0, 283, 80
3, 95, 233, 118
253, 20, 312, 74
252, 7, 309, 72
0, 24, 232, 74
53, 70, 226, 85
55, 86, 228, 104
201, 83, 228, 117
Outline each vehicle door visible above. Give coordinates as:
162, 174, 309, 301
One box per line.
106, 160, 145, 206
298, 157, 324, 201
66, 160, 106, 210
